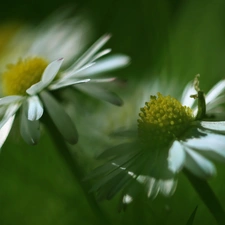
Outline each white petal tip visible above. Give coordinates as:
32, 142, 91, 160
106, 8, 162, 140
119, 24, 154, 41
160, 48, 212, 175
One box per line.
58, 58, 64, 62
104, 33, 112, 39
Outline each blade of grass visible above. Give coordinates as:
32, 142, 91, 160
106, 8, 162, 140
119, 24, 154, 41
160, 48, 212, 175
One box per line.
184, 169, 225, 225
186, 206, 198, 225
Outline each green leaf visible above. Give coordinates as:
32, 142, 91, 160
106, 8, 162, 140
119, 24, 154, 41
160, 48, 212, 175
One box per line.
186, 206, 198, 225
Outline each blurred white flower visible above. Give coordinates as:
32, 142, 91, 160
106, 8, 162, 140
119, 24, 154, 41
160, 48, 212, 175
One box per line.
0, 12, 130, 149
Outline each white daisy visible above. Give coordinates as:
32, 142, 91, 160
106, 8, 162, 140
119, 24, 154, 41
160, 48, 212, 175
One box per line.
86, 75, 225, 207
0, 17, 130, 149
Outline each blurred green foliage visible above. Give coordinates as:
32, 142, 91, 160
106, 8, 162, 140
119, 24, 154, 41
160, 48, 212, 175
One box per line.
1, 0, 225, 224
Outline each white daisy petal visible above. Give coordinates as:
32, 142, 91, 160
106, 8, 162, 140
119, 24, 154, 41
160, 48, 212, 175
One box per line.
27, 96, 44, 121
75, 54, 130, 77
20, 102, 40, 145
205, 80, 225, 105
26, 81, 45, 96
40, 91, 78, 144
184, 148, 216, 178
66, 34, 111, 72
206, 95, 225, 111
26, 58, 64, 95
144, 177, 160, 199
200, 121, 225, 132
184, 133, 225, 162
158, 179, 177, 197
185, 133, 225, 151
181, 81, 196, 107
41, 58, 64, 84
27, 14, 90, 63
49, 78, 90, 90
76, 83, 123, 106
89, 77, 116, 83
63, 62, 95, 80
0, 96, 24, 105
139, 176, 177, 199
168, 141, 186, 173
0, 103, 21, 129
0, 115, 15, 149
90, 48, 112, 63
20, 118, 40, 145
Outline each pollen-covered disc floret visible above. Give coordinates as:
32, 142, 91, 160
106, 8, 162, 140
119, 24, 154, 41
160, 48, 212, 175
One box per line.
138, 93, 194, 147
2, 57, 49, 96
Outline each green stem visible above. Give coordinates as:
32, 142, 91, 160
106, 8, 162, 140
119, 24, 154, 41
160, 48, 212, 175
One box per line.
184, 169, 225, 225
42, 113, 111, 225
196, 90, 206, 120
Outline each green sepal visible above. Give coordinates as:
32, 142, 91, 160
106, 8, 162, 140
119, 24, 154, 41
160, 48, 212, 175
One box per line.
196, 91, 206, 120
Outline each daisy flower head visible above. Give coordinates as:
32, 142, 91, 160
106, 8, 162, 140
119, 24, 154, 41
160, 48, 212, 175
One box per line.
0, 14, 130, 149
87, 75, 225, 208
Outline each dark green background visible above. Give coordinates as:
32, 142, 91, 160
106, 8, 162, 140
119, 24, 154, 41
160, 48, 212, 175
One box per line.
1, 0, 225, 224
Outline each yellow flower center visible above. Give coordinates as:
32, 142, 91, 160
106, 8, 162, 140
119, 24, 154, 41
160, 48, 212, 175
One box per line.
138, 93, 194, 147
1, 57, 49, 96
